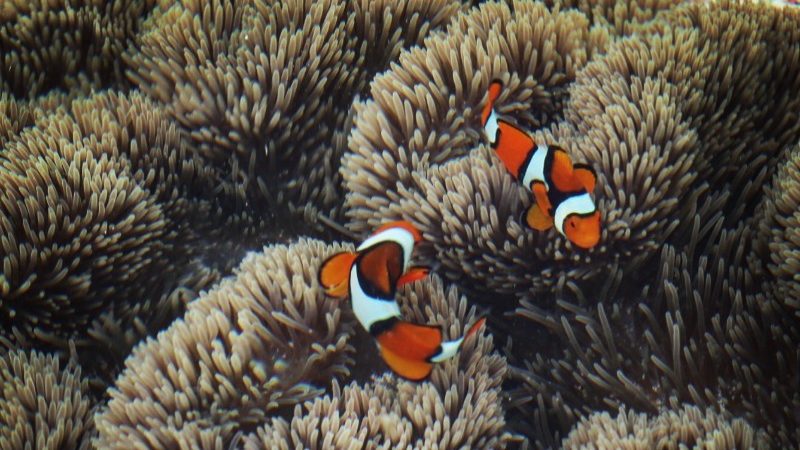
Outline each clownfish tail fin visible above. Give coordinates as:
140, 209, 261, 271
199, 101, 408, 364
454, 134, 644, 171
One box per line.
318, 251, 357, 298
429, 316, 488, 363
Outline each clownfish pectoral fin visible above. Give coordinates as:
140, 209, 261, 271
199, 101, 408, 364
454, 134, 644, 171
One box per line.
531, 181, 552, 215
573, 164, 597, 192
378, 343, 434, 381
318, 251, 357, 298
481, 80, 503, 126
397, 266, 430, 287
526, 202, 554, 231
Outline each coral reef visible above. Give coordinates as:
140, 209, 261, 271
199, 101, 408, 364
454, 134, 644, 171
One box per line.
0, 349, 94, 450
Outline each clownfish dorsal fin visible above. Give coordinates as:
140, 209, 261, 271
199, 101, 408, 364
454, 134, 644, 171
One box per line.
550, 146, 584, 192
572, 163, 597, 193
465, 316, 487, 338
525, 202, 554, 231
397, 266, 430, 287
493, 120, 536, 179
318, 251, 358, 298
481, 80, 503, 126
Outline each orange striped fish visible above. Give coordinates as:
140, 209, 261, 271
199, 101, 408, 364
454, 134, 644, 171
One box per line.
319, 221, 486, 380
482, 80, 601, 249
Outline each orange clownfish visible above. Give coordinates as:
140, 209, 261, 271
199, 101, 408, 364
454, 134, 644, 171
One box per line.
481, 80, 601, 249
318, 221, 486, 380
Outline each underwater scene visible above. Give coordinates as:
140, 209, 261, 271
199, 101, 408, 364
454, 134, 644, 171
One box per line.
0, 0, 799, 448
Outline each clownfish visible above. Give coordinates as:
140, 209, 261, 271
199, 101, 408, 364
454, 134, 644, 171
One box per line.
481, 80, 601, 249
318, 221, 486, 380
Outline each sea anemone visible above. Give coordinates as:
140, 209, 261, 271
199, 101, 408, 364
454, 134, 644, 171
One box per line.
242, 274, 511, 449
546, 0, 683, 37
93, 239, 357, 449
505, 2, 800, 446
0, 90, 260, 382
342, 0, 594, 299
561, 404, 767, 449
0, 0, 157, 99
0, 349, 94, 450
95, 239, 512, 449
755, 141, 800, 317
125, 0, 461, 222
340, 0, 800, 446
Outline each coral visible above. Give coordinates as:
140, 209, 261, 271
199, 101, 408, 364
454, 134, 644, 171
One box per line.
125, 0, 460, 222
242, 275, 511, 449
0, 349, 94, 450
94, 239, 357, 449
0, 90, 259, 381
561, 404, 768, 450
0, 0, 157, 99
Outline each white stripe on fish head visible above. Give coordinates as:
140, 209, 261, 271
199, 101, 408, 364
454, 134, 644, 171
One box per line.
553, 192, 596, 235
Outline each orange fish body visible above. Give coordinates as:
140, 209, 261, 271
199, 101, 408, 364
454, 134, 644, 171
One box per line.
482, 80, 601, 249
318, 221, 485, 380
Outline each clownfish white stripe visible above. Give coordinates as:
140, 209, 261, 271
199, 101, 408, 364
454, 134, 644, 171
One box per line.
349, 266, 402, 331
356, 227, 415, 272
554, 192, 597, 234
429, 337, 463, 363
521, 143, 549, 191
485, 109, 500, 145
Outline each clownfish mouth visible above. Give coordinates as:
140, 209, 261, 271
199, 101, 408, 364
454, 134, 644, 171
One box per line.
562, 211, 601, 249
